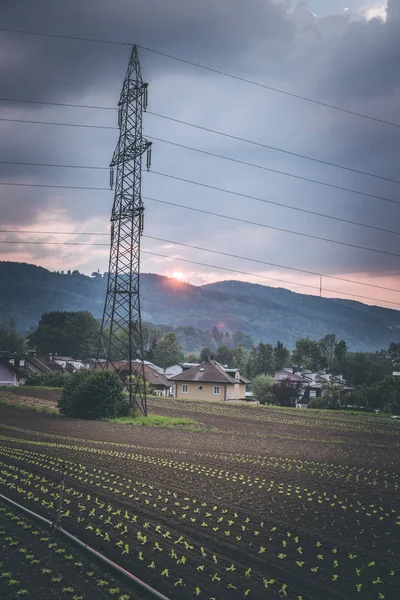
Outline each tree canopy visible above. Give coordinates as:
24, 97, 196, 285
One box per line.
153, 332, 184, 370
0, 320, 26, 353
28, 311, 100, 359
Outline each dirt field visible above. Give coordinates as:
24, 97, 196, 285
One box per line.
0, 398, 399, 599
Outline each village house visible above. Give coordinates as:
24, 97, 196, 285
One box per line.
101, 360, 172, 396
164, 362, 200, 379
170, 359, 248, 401
0, 352, 64, 385
0, 358, 20, 386
274, 367, 347, 405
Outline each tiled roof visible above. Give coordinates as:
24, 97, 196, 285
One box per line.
170, 360, 238, 384
110, 361, 170, 388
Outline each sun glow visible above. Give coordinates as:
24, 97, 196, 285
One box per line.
172, 271, 185, 282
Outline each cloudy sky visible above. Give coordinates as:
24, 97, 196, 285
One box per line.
1, 0, 399, 309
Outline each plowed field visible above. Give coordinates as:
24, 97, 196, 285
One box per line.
0, 400, 399, 600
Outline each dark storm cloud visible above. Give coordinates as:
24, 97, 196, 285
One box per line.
0, 0, 293, 101
1, 0, 400, 297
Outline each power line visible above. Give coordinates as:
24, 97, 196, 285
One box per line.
0, 117, 116, 131
0, 26, 131, 46
1, 156, 400, 232
149, 175, 400, 258
147, 113, 400, 187
1, 180, 399, 258
0, 228, 398, 294
1, 27, 399, 129
0, 237, 398, 307
1, 107, 400, 187
143, 235, 400, 295
144, 252, 400, 308
147, 136, 400, 208
2, 123, 400, 205
138, 47, 400, 130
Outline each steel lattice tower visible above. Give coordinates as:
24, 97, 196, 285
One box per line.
97, 45, 152, 416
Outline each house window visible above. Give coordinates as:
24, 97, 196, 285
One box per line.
309, 390, 317, 398
213, 386, 220, 395
182, 384, 189, 394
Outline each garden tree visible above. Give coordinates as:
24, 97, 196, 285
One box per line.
130, 374, 153, 397
273, 341, 290, 371
186, 353, 199, 363
58, 370, 128, 419
308, 384, 345, 410
252, 374, 274, 405
153, 332, 184, 370
318, 334, 348, 372
374, 376, 400, 414
252, 342, 276, 376
292, 338, 323, 371
387, 342, 400, 370
344, 385, 369, 410
334, 339, 348, 372
272, 381, 303, 407
199, 347, 213, 363
350, 376, 400, 414
28, 311, 100, 359
0, 319, 26, 353
215, 345, 234, 366
232, 345, 250, 374
319, 334, 337, 371
140, 323, 163, 362
343, 352, 392, 386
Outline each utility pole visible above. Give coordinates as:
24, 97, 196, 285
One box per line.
97, 45, 151, 416
320, 276, 323, 298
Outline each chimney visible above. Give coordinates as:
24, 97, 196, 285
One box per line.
292, 366, 297, 374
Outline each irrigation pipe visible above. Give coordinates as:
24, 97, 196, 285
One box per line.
0, 492, 171, 600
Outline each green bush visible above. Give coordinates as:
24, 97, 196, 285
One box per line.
252, 374, 274, 405
58, 370, 128, 420
25, 372, 68, 388
308, 397, 330, 409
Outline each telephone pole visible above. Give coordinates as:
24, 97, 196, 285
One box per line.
97, 45, 152, 416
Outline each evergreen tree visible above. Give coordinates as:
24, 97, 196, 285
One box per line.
273, 341, 290, 371
153, 332, 184, 370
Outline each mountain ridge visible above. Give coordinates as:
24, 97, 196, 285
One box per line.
0, 261, 399, 352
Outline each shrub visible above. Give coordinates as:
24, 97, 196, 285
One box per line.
252, 374, 274, 405
308, 385, 344, 410
272, 381, 303, 407
25, 372, 68, 388
308, 397, 329, 409
58, 370, 128, 420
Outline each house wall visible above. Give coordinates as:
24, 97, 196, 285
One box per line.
226, 383, 247, 400
175, 382, 227, 401
0, 363, 17, 386
175, 382, 246, 401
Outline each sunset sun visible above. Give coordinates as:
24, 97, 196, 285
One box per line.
172, 271, 185, 282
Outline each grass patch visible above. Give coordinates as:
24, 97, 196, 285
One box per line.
0, 399, 59, 415
107, 414, 204, 430
0, 386, 63, 392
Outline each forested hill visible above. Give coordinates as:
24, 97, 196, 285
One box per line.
1, 261, 399, 352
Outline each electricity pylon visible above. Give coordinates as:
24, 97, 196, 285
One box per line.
97, 45, 152, 416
